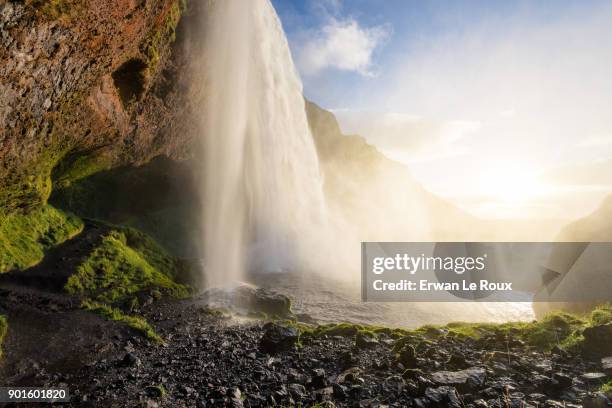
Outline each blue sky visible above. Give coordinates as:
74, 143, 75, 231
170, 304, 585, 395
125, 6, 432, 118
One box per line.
271, 0, 612, 220
273, 0, 607, 110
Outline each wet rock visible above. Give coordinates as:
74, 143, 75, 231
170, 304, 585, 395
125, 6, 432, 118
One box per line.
337, 367, 361, 384
332, 383, 347, 400
355, 331, 379, 349
145, 385, 165, 399
120, 353, 141, 368
552, 372, 573, 389
396, 344, 418, 369
581, 372, 607, 385
287, 383, 306, 399
339, 350, 359, 368
258, 323, 299, 354
424, 386, 462, 408
249, 288, 292, 317
402, 368, 425, 381
447, 352, 470, 369
473, 399, 489, 407
430, 367, 486, 393
601, 356, 612, 376
582, 324, 612, 358
311, 368, 328, 389
583, 392, 612, 408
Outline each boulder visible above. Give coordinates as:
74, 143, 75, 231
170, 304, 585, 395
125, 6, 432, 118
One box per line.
355, 332, 379, 349
396, 344, 417, 369
424, 386, 463, 408
234, 286, 292, 317
582, 324, 612, 359
430, 367, 487, 393
602, 356, 612, 376
258, 323, 299, 354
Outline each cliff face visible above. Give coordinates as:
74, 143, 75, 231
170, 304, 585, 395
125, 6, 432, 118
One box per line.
0, 0, 196, 218
305, 100, 481, 241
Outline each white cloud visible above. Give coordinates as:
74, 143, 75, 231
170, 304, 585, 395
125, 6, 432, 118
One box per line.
296, 17, 390, 76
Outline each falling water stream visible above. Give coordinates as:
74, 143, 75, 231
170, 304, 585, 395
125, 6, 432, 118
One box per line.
194, 0, 534, 326
198, 0, 326, 288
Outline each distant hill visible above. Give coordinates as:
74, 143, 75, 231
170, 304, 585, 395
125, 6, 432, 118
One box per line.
555, 195, 612, 241
533, 195, 612, 316
305, 100, 562, 242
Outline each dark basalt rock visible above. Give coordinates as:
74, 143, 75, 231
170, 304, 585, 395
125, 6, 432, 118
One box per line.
258, 322, 299, 354
582, 324, 612, 358
430, 367, 487, 393
424, 386, 463, 408
355, 331, 379, 349
396, 344, 418, 369
552, 372, 573, 389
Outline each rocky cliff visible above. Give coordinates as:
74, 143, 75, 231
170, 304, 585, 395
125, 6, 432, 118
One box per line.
0, 0, 197, 218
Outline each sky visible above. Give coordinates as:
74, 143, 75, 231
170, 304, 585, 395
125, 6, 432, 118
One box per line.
272, 0, 612, 220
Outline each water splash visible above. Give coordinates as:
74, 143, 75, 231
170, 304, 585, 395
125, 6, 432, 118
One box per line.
197, 0, 326, 287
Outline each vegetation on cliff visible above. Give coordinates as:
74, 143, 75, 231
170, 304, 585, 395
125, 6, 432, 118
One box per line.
0, 0, 188, 220
0, 205, 83, 273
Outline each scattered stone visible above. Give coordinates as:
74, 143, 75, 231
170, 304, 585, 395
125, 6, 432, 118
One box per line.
396, 344, 417, 369
552, 372, 573, 389
447, 352, 470, 369
120, 353, 141, 368
355, 332, 379, 349
582, 392, 612, 408
337, 367, 361, 384
424, 386, 462, 408
581, 372, 607, 384
430, 367, 486, 393
601, 356, 612, 376
582, 324, 612, 358
312, 368, 328, 389
258, 323, 299, 354
287, 383, 306, 399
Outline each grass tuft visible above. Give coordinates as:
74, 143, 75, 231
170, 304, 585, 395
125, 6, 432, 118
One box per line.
82, 300, 163, 343
0, 205, 83, 273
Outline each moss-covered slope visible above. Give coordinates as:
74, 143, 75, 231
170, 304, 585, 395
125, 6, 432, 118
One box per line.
0, 205, 83, 273
65, 226, 190, 308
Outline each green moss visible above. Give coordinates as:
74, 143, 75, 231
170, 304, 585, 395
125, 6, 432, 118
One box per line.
25, 0, 83, 20
601, 379, 612, 397
145, 384, 167, 398
65, 227, 191, 307
141, 0, 182, 72
0, 315, 7, 359
589, 303, 612, 325
52, 148, 115, 189
0, 205, 83, 273
82, 300, 163, 343
290, 306, 612, 354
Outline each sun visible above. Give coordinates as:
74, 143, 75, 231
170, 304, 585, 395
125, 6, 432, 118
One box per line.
478, 162, 544, 204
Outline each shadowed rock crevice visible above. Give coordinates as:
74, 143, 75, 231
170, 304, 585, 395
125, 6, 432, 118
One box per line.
112, 58, 148, 107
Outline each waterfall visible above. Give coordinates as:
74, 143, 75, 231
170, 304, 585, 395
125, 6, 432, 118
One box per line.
197, 0, 326, 287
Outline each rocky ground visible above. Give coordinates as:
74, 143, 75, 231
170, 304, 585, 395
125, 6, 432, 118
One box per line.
0, 218, 610, 407
1, 287, 610, 408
